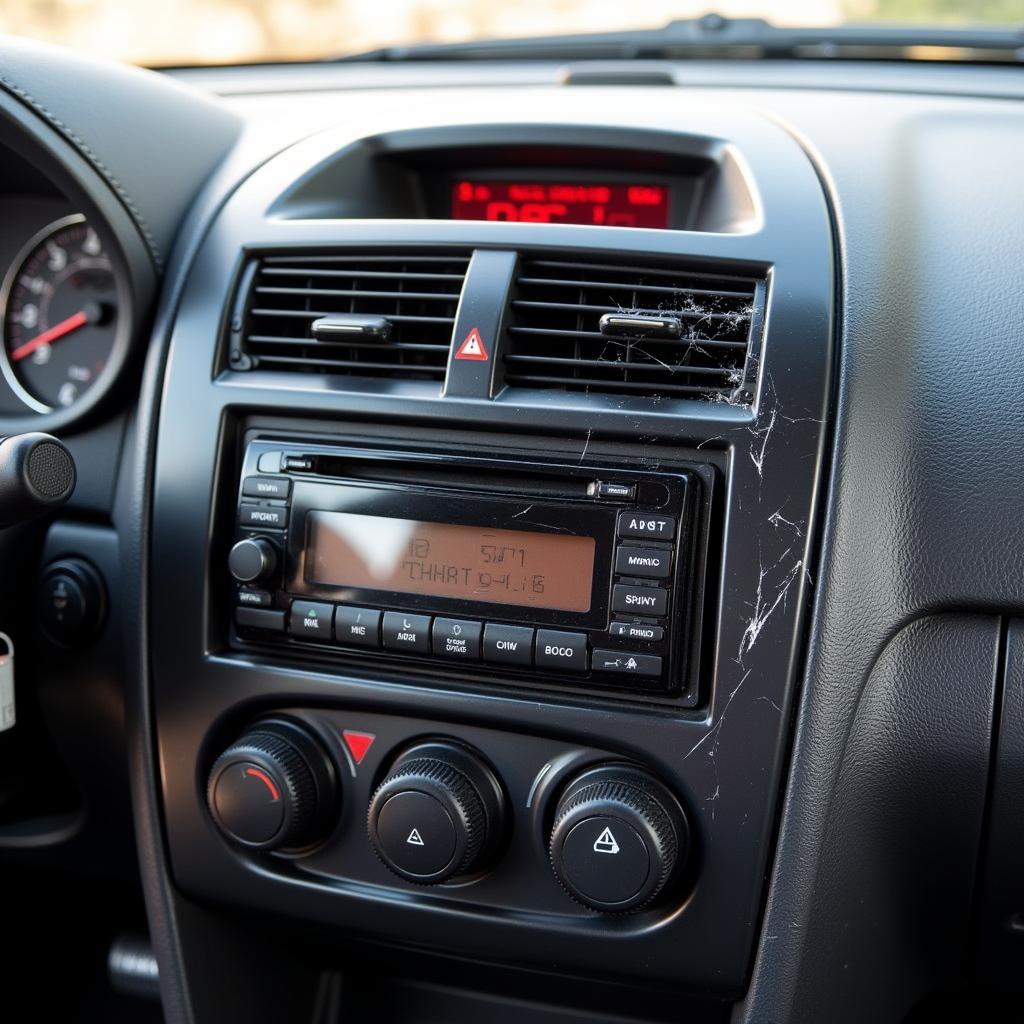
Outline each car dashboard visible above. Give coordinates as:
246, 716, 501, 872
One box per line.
0, 37, 1023, 1024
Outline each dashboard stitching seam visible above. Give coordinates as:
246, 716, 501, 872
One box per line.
0, 73, 164, 270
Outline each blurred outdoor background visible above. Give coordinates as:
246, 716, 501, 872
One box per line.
0, 0, 1018, 67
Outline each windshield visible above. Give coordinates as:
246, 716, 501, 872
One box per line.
0, 1, 1019, 67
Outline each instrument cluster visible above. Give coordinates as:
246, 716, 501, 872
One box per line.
0, 197, 132, 419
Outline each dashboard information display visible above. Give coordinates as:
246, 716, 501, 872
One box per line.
451, 180, 669, 228
306, 512, 596, 612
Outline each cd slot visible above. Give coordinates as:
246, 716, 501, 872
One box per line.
271, 450, 597, 501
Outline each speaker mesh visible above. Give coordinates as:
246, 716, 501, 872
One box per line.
27, 442, 74, 499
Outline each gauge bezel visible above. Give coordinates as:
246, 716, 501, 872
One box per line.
0, 212, 134, 415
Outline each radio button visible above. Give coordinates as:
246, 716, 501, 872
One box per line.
383, 612, 432, 654
256, 451, 283, 473
235, 607, 286, 633
334, 606, 381, 649
483, 624, 534, 666
617, 512, 676, 542
239, 504, 288, 530
237, 589, 272, 607
535, 630, 588, 672
433, 618, 481, 660
610, 621, 665, 643
592, 649, 663, 677
615, 545, 672, 579
242, 475, 291, 500
289, 600, 334, 641
612, 585, 669, 617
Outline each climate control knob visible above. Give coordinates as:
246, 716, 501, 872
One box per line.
207, 719, 337, 851
549, 764, 688, 913
368, 741, 506, 884
228, 537, 278, 586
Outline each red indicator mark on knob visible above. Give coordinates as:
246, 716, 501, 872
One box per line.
243, 766, 280, 801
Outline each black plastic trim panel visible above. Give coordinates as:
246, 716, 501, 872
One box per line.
149, 93, 832, 999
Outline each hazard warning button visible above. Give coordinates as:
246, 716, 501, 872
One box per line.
454, 326, 488, 360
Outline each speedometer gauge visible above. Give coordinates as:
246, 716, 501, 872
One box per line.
0, 214, 121, 413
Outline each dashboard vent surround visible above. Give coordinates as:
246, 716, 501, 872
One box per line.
503, 257, 763, 401
236, 252, 470, 382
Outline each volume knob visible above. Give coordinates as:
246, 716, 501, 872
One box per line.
228, 537, 278, 585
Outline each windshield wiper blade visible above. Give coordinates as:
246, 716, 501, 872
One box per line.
337, 13, 1024, 63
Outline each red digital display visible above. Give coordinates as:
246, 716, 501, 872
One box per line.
451, 180, 670, 229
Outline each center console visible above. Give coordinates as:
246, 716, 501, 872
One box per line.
146, 92, 833, 1014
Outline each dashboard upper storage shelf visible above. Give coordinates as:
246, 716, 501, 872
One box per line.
267, 124, 759, 236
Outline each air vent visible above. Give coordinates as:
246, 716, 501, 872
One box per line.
237, 252, 470, 382
504, 257, 763, 401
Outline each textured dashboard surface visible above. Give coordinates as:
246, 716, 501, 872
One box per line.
758, 614, 997, 1021
741, 94, 1024, 1020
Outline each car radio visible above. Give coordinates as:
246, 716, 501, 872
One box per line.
227, 440, 705, 700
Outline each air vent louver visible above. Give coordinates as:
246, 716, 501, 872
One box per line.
504, 257, 763, 401
238, 253, 470, 381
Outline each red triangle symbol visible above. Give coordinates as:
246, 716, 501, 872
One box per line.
342, 730, 375, 765
455, 327, 488, 361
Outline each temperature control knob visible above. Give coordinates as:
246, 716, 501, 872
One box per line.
368, 741, 506, 884
228, 537, 278, 586
207, 719, 337, 851
549, 764, 688, 913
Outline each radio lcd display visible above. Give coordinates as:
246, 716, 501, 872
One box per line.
306, 512, 596, 613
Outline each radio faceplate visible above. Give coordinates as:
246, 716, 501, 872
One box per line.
228, 440, 705, 702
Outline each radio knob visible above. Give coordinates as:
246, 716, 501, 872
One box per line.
228, 537, 278, 585
207, 719, 337, 851
368, 741, 506, 884
548, 765, 688, 913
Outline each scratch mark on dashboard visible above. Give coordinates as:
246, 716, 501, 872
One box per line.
779, 412, 824, 425
705, 785, 721, 819
696, 435, 725, 450
739, 549, 804, 664
684, 669, 751, 762
515, 521, 575, 535
748, 407, 777, 481
578, 429, 592, 466
767, 505, 804, 538
684, 669, 752, 826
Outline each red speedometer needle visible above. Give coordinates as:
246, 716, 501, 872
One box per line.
10, 309, 90, 362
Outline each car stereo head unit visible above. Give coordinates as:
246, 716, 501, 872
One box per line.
227, 440, 705, 702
